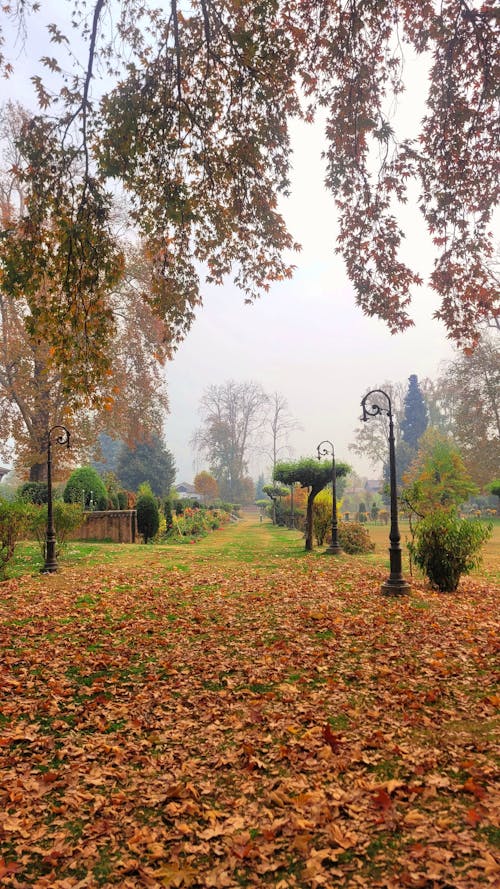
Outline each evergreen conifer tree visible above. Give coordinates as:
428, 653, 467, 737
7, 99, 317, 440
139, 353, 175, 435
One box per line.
401, 375, 428, 450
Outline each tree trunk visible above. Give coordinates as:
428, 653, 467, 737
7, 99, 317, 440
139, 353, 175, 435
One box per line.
29, 462, 46, 482
305, 490, 315, 551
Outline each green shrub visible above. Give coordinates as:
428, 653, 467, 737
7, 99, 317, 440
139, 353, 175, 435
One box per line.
370, 503, 379, 521
136, 493, 160, 543
28, 502, 85, 557
166, 507, 229, 541
17, 481, 49, 504
409, 512, 492, 592
64, 466, 108, 509
338, 522, 375, 554
0, 499, 32, 578
313, 491, 332, 546
117, 491, 128, 510
208, 500, 237, 515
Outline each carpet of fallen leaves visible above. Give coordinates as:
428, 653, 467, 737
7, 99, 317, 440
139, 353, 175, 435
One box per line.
0, 517, 499, 889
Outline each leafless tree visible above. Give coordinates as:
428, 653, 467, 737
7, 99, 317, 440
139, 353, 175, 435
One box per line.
265, 391, 301, 472
192, 380, 268, 501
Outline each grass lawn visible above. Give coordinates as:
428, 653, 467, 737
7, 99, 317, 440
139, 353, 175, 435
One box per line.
0, 515, 498, 887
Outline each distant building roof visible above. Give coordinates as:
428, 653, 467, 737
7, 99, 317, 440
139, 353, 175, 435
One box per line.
365, 479, 383, 493
175, 482, 197, 495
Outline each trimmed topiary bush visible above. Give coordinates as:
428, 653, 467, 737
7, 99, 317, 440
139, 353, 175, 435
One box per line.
136, 490, 160, 543
64, 467, 108, 510
409, 512, 492, 592
338, 522, 375, 554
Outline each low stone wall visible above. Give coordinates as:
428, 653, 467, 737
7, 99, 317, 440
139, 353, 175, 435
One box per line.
69, 510, 137, 543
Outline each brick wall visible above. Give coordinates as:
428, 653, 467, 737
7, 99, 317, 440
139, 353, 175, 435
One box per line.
69, 510, 137, 543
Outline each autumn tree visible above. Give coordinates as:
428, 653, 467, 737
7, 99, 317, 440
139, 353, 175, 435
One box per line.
0, 106, 170, 479
192, 380, 268, 502
0, 0, 497, 370
401, 430, 478, 517
274, 457, 349, 551
194, 471, 219, 502
435, 333, 500, 486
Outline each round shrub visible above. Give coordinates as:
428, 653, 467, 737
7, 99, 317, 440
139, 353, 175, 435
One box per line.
64, 467, 108, 510
409, 512, 492, 592
136, 493, 160, 543
17, 481, 48, 504
338, 522, 375, 554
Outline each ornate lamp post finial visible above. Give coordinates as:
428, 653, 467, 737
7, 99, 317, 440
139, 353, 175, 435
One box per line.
317, 440, 342, 555
360, 390, 410, 596
42, 425, 70, 574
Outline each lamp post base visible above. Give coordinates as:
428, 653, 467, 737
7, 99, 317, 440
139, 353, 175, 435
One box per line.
41, 561, 58, 574
381, 578, 411, 596
42, 538, 58, 573
325, 543, 343, 555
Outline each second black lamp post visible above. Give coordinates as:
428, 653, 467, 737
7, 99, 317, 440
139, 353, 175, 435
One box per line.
316, 440, 342, 554
360, 389, 410, 596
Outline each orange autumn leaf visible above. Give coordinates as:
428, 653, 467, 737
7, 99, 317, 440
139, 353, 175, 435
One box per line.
463, 778, 487, 800
465, 808, 483, 827
372, 788, 393, 811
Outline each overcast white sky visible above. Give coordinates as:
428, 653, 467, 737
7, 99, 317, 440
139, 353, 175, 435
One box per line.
3, 8, 479, 483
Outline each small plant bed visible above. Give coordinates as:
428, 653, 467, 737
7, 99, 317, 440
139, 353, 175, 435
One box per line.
0, 515, 498, 887
164, 506, 231, 544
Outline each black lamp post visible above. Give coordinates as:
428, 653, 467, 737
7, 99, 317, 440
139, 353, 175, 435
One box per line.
42, 425, 70, 573
360, 390, 410, 596
317, 440, 342, 554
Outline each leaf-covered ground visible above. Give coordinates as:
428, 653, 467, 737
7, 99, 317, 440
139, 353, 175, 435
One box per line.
1, 517, 498, 888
